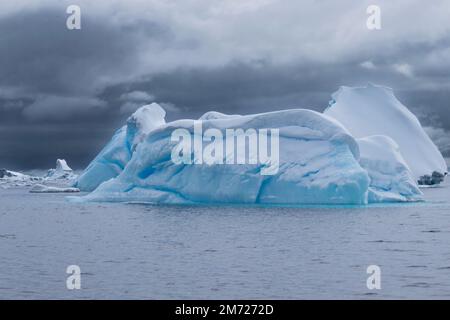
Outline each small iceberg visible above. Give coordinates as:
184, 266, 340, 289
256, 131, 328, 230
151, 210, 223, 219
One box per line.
45, 159, 77, 181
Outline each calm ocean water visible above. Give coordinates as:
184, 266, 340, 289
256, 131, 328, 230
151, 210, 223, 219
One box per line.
1, 183, 450, 299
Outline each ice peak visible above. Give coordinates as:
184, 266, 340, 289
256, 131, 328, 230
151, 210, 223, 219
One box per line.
55, 159, 72, 172
127, 103, 166, 131
46, 159, 76, 181
324, 84, 447, 182
74, 103, 167, 191
126, 103, 167, 150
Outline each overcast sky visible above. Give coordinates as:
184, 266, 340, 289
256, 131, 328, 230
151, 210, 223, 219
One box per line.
1, 0, 450, 169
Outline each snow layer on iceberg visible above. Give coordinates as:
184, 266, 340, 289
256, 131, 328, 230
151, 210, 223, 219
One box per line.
357, 135, 423, 202
324, 84, 447, 183
74, 103, 166, 191
78, 109, 371, 205
199, 111, 241, 120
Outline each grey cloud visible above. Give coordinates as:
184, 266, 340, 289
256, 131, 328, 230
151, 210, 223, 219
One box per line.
119, 91, 155, 114
119, 91, 154, 102
0, 3, 171, 98
424, 127, 450, 157
1, 0, 450, 169
0, 123, 115, 170
119, 101, 143, 114
23, 95, 107, 121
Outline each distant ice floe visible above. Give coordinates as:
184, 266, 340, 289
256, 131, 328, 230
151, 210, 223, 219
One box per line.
0, 169, 41, 188
30, 184, 80, 193
1, 159, 78, 190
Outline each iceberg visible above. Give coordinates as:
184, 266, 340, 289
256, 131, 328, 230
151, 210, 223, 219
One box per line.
199, 111, 241, 120
74, 103, 166, 191
45, 159, 77, 181
77, 109, 373, 205
324, 84, 447, 184
1, 162, 79, 190
74, 84, 437, 205
357, 135, 423, 202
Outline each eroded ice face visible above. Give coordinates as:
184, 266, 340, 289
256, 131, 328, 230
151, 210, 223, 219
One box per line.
74, 108, 374, 205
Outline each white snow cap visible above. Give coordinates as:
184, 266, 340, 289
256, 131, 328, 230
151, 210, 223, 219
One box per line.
74, 103, 167, 192
324, 84, 447, 180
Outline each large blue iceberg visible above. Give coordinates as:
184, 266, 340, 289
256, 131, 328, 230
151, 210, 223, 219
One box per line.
76, 108, 375, 205
72, 85, 441, 205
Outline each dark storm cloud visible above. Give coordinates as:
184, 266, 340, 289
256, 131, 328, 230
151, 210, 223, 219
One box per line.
1, 0, 450, 169
0, 2, 171, 126
0, 5, 169, 96
0, 123, 114, 169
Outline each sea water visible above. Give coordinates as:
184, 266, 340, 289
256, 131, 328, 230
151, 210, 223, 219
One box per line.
1, 184, 450, 299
